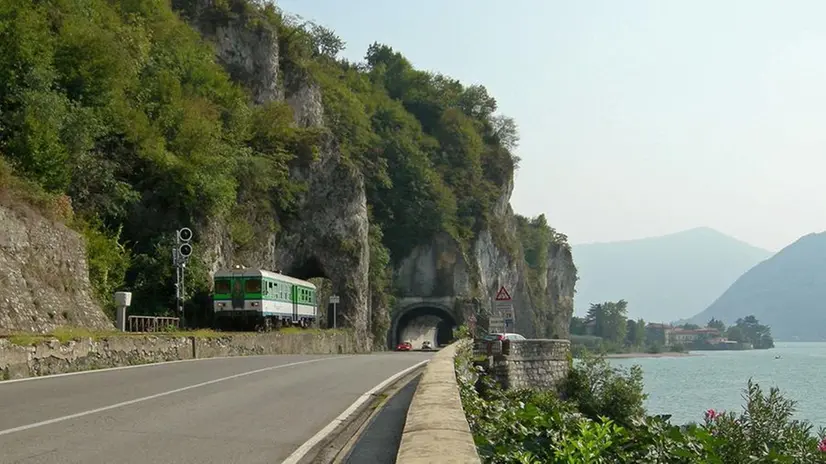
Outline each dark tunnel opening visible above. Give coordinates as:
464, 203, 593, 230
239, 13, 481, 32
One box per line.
394, 306, 457, 349
285, 255, 327, 280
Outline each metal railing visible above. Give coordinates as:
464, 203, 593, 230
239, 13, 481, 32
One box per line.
127, 316, 181, 333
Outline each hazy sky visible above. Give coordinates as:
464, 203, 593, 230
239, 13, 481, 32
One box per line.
276, 0, 826, 252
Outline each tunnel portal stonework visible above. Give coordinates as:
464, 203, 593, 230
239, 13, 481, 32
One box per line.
389, 297, 465, 348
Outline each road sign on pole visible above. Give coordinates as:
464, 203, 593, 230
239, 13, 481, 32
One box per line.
330, 295, 340, 329
489, 316, 505, 333
492, 285, 515, 332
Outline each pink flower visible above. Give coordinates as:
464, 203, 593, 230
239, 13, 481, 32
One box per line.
704, 409, 719, 421
818, 437, 826, 452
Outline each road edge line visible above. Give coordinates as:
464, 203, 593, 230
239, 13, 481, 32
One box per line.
0, 356, 345, 437
281, 358, 431, 464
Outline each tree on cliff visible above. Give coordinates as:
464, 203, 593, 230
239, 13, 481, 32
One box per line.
0, 0, 538, 334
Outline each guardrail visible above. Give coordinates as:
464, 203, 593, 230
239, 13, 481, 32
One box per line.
396, 340, 481, 464
126, 316, 180, 333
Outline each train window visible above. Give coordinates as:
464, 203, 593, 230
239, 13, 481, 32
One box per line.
245, 279, 262, 293
214, 279, 231, 294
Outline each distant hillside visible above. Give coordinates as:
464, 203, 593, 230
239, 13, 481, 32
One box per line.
689, 231, 826, 341
572, 227, 773, 322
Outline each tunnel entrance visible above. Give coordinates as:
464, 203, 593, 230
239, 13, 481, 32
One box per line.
285, 255, 327, 281
394, 306, 458, 350
282, 256, 334, 328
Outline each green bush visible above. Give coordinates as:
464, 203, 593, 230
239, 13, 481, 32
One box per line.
457, 350, 826, 463
561, 351, 647, 427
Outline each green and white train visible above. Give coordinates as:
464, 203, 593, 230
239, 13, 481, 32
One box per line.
212, 267, 317, 331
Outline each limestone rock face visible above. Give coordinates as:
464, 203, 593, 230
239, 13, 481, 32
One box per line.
176, 0, 281, 104
0, 203, 114, 333
183, 0, 575, 343
394, 177, 577, 339
187, 4, 372, 348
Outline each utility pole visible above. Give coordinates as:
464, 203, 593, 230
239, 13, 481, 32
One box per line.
173, 228, 193, 328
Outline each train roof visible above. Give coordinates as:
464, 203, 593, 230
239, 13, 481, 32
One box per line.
213, 268, 317, 289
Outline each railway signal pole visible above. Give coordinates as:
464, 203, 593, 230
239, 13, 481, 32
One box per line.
173, 227, 193, 327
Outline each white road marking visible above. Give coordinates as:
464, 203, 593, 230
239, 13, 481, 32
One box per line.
281, 358, 431, 464
0, 357, 345, 437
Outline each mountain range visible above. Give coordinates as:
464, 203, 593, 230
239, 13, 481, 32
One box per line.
572, 227, 774, 323
688, 231, 826, 341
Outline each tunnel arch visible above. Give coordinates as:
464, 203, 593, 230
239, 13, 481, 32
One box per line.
390, 303, 459, 349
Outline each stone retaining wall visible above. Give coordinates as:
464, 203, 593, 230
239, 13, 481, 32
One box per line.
491, 339, 571, 390
0, 331, 363, 380
396, 340, 481, 464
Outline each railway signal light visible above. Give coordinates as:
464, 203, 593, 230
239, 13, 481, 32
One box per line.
173, 227, 194, 328
178, 227, 193, 243
179, 243, 192, 258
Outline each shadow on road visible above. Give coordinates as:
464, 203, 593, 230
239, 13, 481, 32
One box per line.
343, 374, 421, 464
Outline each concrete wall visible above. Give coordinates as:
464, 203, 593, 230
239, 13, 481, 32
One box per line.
491, 339, 571, 391
0, 331, 363, 380
396, 340, 481, 464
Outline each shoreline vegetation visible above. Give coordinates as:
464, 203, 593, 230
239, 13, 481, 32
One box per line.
570, 301, 776, 361
458, 341, 826, 463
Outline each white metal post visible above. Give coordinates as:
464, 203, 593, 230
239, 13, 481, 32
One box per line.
330, 295, 340, 329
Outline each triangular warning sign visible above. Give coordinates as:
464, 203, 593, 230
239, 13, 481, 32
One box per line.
494, 286, 512, 301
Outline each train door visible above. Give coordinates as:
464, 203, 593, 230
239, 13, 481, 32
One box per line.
231, 278, 244, 310
290, 285, 301, 324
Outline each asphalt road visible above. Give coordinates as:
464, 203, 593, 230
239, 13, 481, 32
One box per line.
0, 352, 433, 464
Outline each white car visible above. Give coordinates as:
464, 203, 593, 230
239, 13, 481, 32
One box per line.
421, 341, 433, 350
486, 333, 526, 341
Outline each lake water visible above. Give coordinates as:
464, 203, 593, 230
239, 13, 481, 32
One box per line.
609, 342, 826, 429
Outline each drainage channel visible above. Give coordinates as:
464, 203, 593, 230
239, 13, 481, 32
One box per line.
340, 374, 422, 464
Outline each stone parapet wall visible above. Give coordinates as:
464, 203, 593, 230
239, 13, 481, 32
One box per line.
491, 339, 571, 390
0, 331, 363, 380
396, 340, 481, 464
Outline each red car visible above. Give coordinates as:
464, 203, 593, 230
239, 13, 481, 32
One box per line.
395, 341, 412, 351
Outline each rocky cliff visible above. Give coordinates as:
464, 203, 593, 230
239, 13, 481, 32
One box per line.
395, 177, 576, 339
176, 1, 372, 347
0, 0, 576, 343
0, 197, 113, 333
181, 1, 577, 340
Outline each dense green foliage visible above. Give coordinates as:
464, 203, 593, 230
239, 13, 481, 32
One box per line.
458, 350, 826, 463
0, 0, 523, 324
717, 316, 775, 349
